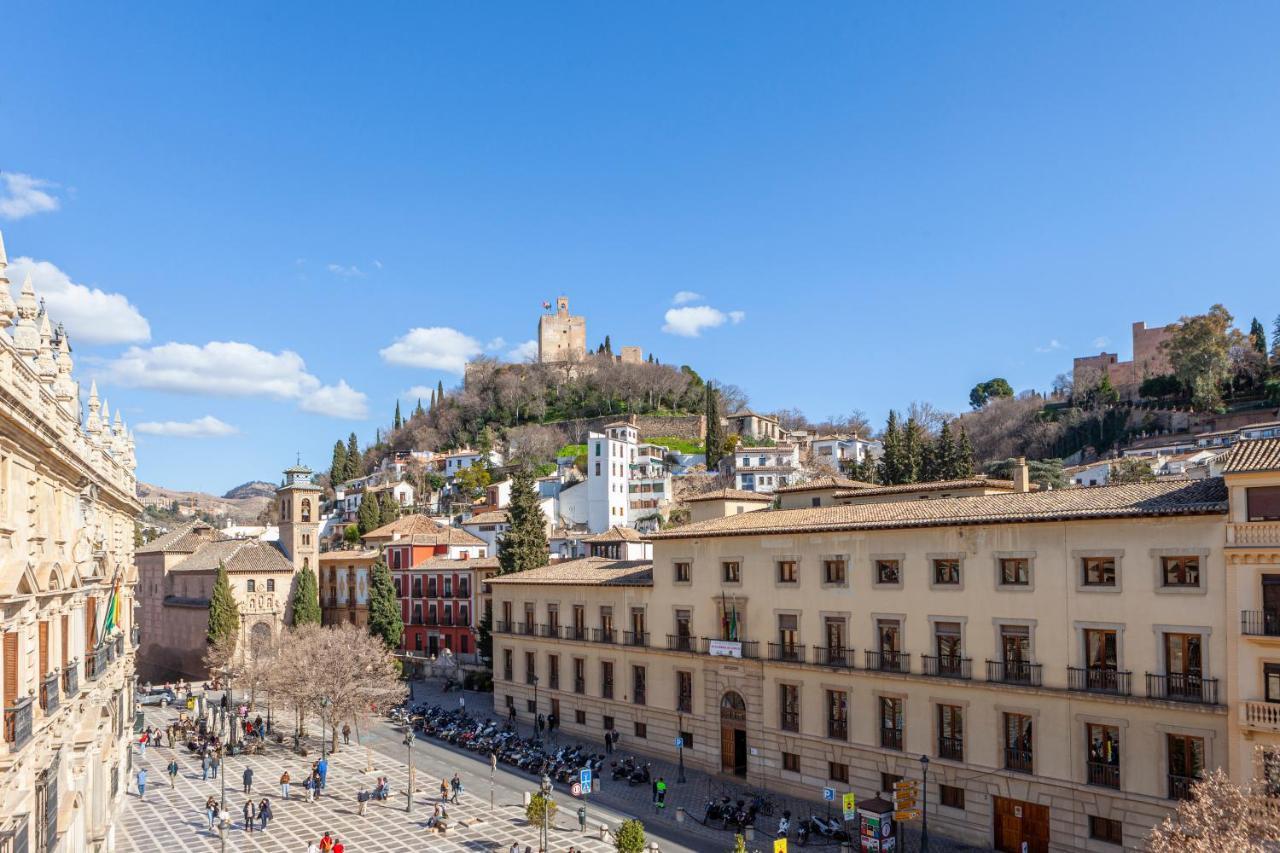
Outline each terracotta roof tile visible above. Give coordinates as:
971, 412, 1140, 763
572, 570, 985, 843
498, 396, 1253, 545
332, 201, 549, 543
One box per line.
774, 475, 874, 494
169, 539, 295, 573
464, 510, 510, 526
364, 514, 446, 539
319, 549, 380, 562
406, 555, 500, 571
684, 488, 774, 504
486, 557, 653, 587
832, 477, 1023, 499
137, 521, 226, 555
583, 526, 645, 543
1222, 438, 1280, 474
650, 478, 1227, 540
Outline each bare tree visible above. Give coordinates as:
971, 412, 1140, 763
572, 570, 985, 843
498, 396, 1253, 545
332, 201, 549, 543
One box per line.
505, 424, 563, 469
1145, 767, 1280, 851
716, 383, 750, 414
906, 401, 952, 436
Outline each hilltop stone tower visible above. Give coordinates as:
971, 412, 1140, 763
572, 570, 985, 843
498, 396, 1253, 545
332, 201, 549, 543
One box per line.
277, 462, 322, 575
538, 295, 587, 363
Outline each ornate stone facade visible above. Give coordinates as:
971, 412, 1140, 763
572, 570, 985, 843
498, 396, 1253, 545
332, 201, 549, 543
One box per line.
0, 230, 141, 852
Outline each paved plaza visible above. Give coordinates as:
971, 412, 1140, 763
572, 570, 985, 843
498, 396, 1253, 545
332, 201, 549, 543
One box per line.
117, 680, 983, 852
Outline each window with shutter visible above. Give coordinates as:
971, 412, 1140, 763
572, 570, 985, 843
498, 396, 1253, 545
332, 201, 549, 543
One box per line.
60, 615, 69, 667
85, 597, 97, 651
38, 622, 48, 676
4, 631, 18, 707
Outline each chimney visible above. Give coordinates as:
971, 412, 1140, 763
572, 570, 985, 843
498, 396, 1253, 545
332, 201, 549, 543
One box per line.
1013, 457, 1031, 493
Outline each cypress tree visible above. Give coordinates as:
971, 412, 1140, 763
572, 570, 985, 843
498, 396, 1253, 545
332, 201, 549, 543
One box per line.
290, 565, 321, 626
877, 411, 903, 484
1273, 315, 1280, 363
345, 432, 361, 480
414, 398, 425, 418
330, 440, 348, 488
394, 401, 403, 430
497, 468, 550, 575
955, 428, 975, 477
378, 490, 400, 523
931, 421, 958, 480
207, 562, 241, 648
357, 492, 382, 534
429, 389, 436, 411
437, 380, 445, 404
366, 556, 404, 650
475, 609, 493, 664
604, 335, 612, 355
1250, 318, 1267, 356
901, 416, 925, 484
704, 384, 724, 470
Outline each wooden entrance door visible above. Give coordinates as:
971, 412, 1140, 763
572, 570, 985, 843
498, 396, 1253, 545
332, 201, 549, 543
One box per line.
720, 691, 748, 777
994, 796, 1050, 853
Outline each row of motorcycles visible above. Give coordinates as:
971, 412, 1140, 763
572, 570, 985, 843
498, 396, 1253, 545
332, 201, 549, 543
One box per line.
703, 796, 851, 845
387, 702, 605, 785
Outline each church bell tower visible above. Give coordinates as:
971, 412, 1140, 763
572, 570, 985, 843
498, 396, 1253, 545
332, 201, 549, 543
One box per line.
277, 461, 322, 575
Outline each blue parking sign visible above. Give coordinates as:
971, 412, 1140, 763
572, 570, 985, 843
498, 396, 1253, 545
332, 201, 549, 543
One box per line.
674, 737, 684, 748
580, 768, 592, 788
823, 787, 836, 801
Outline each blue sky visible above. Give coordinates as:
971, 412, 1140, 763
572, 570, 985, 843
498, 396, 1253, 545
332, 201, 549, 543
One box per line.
3, 3, 1279, 493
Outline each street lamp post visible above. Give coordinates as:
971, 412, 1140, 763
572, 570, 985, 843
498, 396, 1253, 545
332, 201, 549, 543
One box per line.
539, 773, 552, 853
404, 730, 415, 813
920, 754, 930, 853
219, 710, 227, 853
676, 712, 686, 784
531, 675, 541, 745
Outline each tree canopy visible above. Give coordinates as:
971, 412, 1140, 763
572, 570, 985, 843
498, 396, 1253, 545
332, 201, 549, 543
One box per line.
207, 562, 241, 648
969, 377, 1014, 409
366, 556, 404, 651
498, 468, 550, 576
290, 565, 321, 626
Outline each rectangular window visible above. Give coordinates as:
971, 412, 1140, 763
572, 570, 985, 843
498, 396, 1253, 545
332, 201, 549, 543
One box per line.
246, 579, 256, 593
676, 671, 693, 713
632, 665, 646, 705
777, 560, 798, 583
881, 773, 902, 794
634, 722, 647, 739
939, 785, 965, 810
932, 558, 961, 585
548, 655, 559, 690
1082, 557, 1116, 587
782, 752, 800, 773
525, 651, 536, 685
823, 558, 846, 584
1089, 816, 1123, 846
573, 658, 585, 694
502, 649, 512, 681
674, 561, 691, 583
879, 697, 903, 750
1004, 713, 1033, 773
1161, 556, 1200, 588
780, 684, 799, 732
828, 762, 849, 783
999, 558, 1029, 586
603, 715, 614, 731
934, 621, 962, 665
601, 662, 614, 699
826, 690, 848, 740
722, 561, 741, 583
1247, 486, 1280, 521
938, 704, 964, 761
875, 559, 901, 584
527, 699, 536, 713
1167, 734, 1205, 800
1087, 723, 1121, 789
575, 709, 586, 725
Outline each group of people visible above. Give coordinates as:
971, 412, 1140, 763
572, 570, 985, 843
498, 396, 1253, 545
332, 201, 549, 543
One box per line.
240, 796, 273, 832
305, 831, 346, 853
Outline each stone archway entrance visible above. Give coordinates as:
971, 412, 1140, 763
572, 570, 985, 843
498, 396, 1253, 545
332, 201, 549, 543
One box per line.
249, 622, 272, 659
720, 691, 748, 777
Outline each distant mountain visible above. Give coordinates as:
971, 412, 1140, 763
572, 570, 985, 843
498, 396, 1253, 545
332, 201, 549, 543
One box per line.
222, 480, 277, 501
137, 481, 273, 525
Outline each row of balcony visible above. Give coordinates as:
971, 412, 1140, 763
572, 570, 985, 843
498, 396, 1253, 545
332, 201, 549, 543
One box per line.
4, 645, 109, 752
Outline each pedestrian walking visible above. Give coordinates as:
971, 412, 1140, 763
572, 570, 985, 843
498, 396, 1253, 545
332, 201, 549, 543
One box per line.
650, 776, 658, 806
136, 768, 147, 799
210, 753, 219, 780
167, 758, 179, 788
312, 768, 323, 799
317, 757, 328, 789
243, 766, 254, 795
357, 788, 369, 816
319, 832, 334, 852
242, 799, 256, 833
656, 777, 667, 810
450, 772, 462, 804
280, 770, 291, 799
508, 843, 520, 853
307, 841, 320, 853
604, 730, 613, 755
205, 796, 218, 831
303, 776, 314, 802
342, 723, 351, 745
201, 753, 211, 781
333, 838, 345, 853
258, 798, 271, 830
439, 778, 449, 801
508, 704, 516, 724
138, 731, 147, 758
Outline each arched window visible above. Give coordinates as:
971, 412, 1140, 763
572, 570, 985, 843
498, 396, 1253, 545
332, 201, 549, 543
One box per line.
301, 499, 311, 522
720, 691, 747, 722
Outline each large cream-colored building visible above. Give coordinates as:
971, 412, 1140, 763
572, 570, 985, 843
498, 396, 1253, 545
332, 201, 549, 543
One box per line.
0, 231, 142, 852
492, 449, 1280, 852
136, 465, 320, 681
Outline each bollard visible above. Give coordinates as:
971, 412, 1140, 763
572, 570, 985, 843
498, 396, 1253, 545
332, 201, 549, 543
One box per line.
745, 826, 755, 841
675, 806, 685, 824
599, 823, 608, 840
523, 791, 532, 807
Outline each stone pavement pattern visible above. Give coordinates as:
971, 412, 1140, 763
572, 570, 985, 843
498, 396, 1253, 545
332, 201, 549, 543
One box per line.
117, 700, 633, 853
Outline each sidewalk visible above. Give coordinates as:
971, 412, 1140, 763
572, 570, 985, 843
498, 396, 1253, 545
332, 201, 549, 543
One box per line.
409, 678, 987, 853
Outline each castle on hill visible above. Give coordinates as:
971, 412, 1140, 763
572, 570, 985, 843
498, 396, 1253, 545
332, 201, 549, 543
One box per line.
537, 296, 644, 364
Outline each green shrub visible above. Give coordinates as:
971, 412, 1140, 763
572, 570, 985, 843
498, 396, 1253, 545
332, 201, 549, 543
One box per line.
614, 818, 646, 853
643, 436, 705, 455
526, 792, 557, 826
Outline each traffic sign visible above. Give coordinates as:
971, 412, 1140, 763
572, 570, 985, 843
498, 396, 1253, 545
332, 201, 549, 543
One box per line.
842, 792, 857, 821
571, 782, 582, 797
674, 737, 684, 748
894, 809, 920, 821
580, 768, 592, 787
773, 839, 788, 853
822, 787, 836, 801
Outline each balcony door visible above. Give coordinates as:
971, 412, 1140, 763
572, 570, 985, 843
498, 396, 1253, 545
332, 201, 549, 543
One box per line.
1265, 576, 1280, 632
1164, 633, 1203, 698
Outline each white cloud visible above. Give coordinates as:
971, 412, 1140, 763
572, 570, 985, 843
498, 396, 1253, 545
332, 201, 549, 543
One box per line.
672, 290, 702, 305
1093, 336, 1110, 349
379, 327, 483, 374
1034, 339, 1063, 353
485, 336, 507, 351
661, 305, 746, 338
403, 385, 437, 402
326, 263, 365, 278
135, 415, 238, 438
507, 340, 539, 362
0, 172, 60, 220
373, 260, 383, 270
106, 340, 369, 419
299, 380, 368, 420
8, 256, 150, 344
